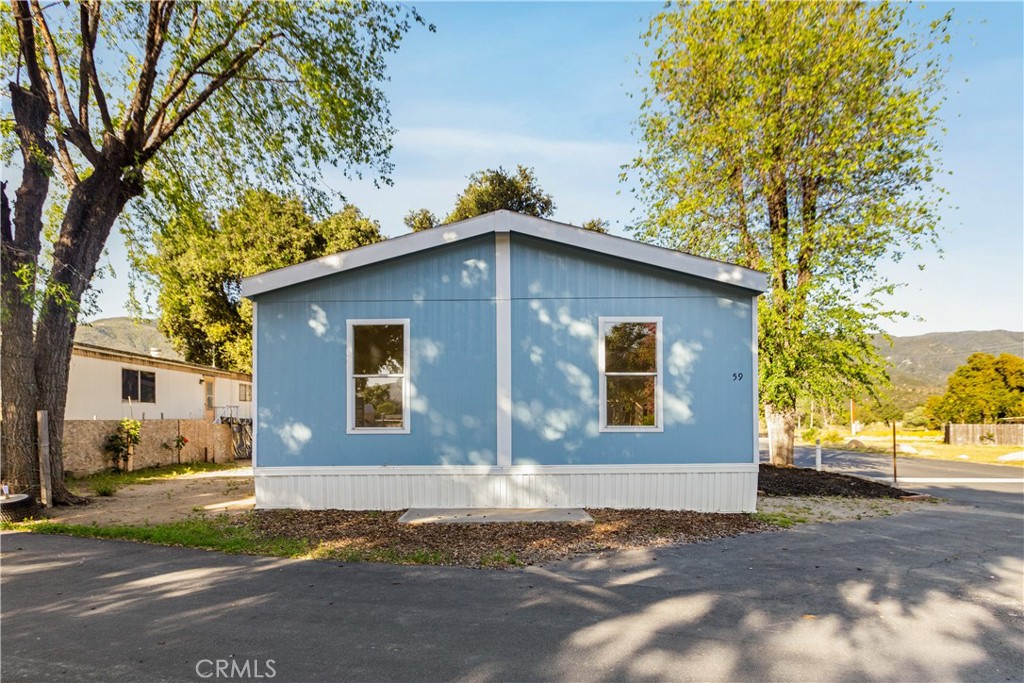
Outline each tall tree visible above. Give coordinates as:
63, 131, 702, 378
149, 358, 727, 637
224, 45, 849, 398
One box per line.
403, 207, 438, 232
580, 218, 609, 234
928, 353, 1024, 424
147, 190, 384, 373
630, 1, 950, 465
446, 165, 555, 223
1, 1, 425, 501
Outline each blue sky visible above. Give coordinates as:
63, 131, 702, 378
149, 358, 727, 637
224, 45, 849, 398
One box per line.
93, 1, 1023, 336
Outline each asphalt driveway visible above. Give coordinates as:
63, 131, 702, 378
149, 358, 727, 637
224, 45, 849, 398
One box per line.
2, 462, 1022, 682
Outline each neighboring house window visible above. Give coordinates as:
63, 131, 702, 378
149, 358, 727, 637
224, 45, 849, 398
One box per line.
239, 383, 252, 402
598, 317, 663, 432
122, 369, 156, 403
347, 319, 410, 434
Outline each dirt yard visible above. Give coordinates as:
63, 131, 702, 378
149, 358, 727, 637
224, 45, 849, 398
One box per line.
45, 465, 255, 526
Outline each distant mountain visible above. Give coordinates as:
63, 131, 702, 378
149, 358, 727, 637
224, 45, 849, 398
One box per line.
873, 330, 1024, 408
875, 330, 1024, 386
75, 317, 184, 361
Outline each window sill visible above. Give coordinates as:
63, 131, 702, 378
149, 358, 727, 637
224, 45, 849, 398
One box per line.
346, 428, 411, 435
599, 425, 664, 433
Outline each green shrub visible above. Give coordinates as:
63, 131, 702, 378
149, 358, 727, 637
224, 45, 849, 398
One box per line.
103, 419, 141, 472
821, 428, 843, 444
93, 481, 116, 497
802, 427, 819, 442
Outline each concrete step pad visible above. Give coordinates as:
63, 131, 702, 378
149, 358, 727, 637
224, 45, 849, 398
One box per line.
398, 508, 593, 525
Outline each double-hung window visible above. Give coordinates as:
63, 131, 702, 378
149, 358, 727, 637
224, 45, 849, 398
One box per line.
347, 319, 410, 434
598, 317, 663, 432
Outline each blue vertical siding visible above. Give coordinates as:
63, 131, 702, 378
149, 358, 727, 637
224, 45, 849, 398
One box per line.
252, 230, 756, 470
255, 237, 497, 467
509, 235, 755, 465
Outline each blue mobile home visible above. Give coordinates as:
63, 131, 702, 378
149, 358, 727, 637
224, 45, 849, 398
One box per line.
241, 211, 766, 512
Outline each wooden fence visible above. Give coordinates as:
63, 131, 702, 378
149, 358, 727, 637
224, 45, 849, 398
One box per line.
944, 423, 1024, 446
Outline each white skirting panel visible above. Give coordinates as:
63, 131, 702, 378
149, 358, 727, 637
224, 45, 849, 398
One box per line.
254, 465, 758, 512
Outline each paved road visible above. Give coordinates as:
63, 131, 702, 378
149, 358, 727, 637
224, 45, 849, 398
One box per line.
766, 441, 1024, 492
3, 463, 1022, 682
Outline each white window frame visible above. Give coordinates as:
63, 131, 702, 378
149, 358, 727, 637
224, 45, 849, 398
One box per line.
346, 318, 411, 435
598, 316, 664, 433
239, 383, 252, 402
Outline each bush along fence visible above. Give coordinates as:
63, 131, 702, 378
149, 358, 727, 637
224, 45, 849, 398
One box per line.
944, 423, 1024, 446
64, 419, 239, 477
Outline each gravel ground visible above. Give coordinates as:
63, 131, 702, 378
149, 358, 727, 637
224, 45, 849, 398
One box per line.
245, 508, 775, 567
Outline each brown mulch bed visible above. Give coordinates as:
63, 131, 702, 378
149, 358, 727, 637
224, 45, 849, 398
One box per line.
758, 464, 911, 498
245, 508, 775, 568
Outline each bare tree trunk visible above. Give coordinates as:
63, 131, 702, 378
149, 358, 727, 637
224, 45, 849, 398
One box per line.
1, 83, 52, 498
34, 167, 143, 504
765, 403, 796, 466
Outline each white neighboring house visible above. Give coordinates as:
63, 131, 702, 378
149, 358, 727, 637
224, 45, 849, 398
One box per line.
66, 343, 252, 421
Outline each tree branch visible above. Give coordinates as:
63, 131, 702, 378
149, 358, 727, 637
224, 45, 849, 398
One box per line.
145, 6, 255, 146
123, 0, 174, 149
81, 0, 113, 133
11, 1, 59, 120
52, 131, 81, 187
29, 0, 81, 131
144, 32, 281, 158
163, 3, 201, 91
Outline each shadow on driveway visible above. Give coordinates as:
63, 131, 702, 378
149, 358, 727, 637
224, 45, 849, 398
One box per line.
2, 484, 1022, 682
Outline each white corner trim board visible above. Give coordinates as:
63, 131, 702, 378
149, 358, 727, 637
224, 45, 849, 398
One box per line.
494, 233, 513, 466
253, 463, 759, 513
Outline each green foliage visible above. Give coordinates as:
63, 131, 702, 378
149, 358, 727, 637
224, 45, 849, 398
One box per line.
146, 190, 382, 371
580, 218, 609, 234
93, 481, 117, 497
70, 461, 241, 496
820, 429, 843, 445
404, 208, 439, 232
103, 419, 141, 472
927, 353, 1024, 424
21, 517, 312, 557
5, 0, 428, 314
446, 165, 555, 223
752, 511, 801, 528
902, 405, 937, 429
630, 1, 950, 452
801, 427, 820, 442
855, 395, 904, 426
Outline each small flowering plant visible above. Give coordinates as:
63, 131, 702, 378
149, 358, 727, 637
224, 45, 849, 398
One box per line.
173, 435, 189, 450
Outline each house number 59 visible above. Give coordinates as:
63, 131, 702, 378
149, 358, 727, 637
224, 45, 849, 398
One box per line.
732, 373, 744, 381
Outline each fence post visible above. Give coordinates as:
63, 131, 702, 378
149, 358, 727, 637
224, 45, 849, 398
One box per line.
36, 410, 51, 508
815, 439, 821, 471
892, 422, 898, 485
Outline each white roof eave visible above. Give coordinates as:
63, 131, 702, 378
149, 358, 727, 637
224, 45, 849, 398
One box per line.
240, 210, 767, 298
